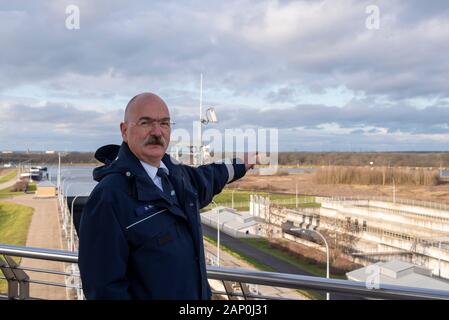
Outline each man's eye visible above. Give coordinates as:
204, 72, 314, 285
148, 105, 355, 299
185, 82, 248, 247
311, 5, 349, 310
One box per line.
161, 121, 170, 127
138, 120, 149, 126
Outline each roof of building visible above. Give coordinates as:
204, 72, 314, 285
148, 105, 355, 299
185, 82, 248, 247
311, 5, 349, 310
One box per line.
346, 260, 449, 291
201, 206, 258, 230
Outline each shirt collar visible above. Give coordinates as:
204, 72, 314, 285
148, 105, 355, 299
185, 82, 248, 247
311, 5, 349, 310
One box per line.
139, 160, 169, 180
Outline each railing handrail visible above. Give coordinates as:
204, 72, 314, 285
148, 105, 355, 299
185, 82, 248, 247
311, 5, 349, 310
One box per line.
2, 243, 449, 300
207, 266, 449, 300
0, 244, 78, 263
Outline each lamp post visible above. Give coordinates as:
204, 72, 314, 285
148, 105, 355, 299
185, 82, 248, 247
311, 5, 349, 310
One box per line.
59, 173, 91, 208
62, 182, 78, 238
231, 189, 238, 209
291, 227, 330, 300
439, 241, 442, 277
295, 182, 298, 208
211, 200, 220, 266
60, 177, 80, 227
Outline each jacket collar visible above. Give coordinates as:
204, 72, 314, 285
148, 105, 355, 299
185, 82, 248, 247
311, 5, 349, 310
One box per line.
114, 142, 185, 204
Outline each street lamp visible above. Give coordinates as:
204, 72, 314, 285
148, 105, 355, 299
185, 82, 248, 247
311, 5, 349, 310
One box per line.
291, 227, 330, 300
60, 177, 79, 224
231, 188, 240, 209
59, 173, 92, 208
210, 200, 220, 266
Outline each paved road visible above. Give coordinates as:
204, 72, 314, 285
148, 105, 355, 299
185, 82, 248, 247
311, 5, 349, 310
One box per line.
202, 224, 362, 300
4, 194, 68, 299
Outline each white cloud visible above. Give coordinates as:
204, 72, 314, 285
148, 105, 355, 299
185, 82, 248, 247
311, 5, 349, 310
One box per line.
0, 0, 448, 151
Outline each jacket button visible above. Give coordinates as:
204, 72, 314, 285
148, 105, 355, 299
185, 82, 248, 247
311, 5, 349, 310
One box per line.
125, 171, 131, 177
189, 202, 194, 207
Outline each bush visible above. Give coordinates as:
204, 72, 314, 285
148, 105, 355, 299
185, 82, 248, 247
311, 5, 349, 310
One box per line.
269, 239, 362, 275
313, 166, 440, 186
9, 179, 29, 192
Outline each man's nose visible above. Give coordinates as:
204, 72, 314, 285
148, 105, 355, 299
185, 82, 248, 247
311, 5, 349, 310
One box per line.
149, 124, 162, 136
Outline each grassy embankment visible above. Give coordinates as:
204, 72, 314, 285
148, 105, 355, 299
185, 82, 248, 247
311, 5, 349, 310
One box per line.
0, 170, 17, 184
0, 172, 35, 293
0, 201, 34, 293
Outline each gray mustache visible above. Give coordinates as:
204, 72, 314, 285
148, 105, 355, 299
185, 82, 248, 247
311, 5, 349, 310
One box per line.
143, 135, 166, 146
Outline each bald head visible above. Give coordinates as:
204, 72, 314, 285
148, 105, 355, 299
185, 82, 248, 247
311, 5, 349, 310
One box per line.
120, 92, 171, 166
124, 92, 169, 122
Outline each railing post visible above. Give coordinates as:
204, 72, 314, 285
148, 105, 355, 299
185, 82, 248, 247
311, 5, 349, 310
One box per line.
4, 256, 29, 300
239, 282, 256, 300
0, 256, 19, 299
222, 281, 240, 300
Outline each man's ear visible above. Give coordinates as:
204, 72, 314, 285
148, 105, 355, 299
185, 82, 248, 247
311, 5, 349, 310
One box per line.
120, 122, 128, 143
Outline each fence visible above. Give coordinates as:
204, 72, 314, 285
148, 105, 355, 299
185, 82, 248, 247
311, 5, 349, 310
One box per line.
2, 244, 449, 300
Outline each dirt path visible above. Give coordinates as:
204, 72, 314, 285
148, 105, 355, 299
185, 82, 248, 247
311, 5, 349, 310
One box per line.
4, 194, 67, 300
230, 173, 449, 204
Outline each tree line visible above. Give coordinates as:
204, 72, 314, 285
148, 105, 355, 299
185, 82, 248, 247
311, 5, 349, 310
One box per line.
1, 151, 449, 167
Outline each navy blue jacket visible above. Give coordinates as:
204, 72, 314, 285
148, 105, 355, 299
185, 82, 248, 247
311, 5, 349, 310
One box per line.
78, 142, 247, 300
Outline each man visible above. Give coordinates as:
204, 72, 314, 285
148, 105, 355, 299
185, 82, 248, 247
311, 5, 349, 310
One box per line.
78, 93, 254, 299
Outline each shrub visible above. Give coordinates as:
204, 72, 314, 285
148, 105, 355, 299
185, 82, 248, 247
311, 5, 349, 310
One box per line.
313, 166, 440, 186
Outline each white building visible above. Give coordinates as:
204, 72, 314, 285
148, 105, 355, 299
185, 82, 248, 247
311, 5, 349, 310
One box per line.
201, 206, 261, 238
346, 260, 449, 292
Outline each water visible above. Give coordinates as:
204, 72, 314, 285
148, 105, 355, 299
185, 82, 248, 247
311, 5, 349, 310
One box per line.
47, 165, 97, 197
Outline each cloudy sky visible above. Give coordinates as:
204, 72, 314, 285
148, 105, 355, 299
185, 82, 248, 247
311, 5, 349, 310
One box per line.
0, 0, 448, 152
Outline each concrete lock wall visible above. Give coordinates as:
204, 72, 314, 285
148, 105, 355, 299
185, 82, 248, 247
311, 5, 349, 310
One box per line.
320, 207, 447, 239
250, 195, 449, 279
250, 194, 270, 220
320, 201, 449, 235
369, 200, 449, 220
322, 201, 449, 279
322, 202, 449, 232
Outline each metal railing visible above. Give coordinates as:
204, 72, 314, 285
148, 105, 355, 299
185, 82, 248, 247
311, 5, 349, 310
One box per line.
2, 244, 449, 300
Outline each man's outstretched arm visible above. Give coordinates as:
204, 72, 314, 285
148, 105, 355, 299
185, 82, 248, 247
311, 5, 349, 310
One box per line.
185, 153, 258, 208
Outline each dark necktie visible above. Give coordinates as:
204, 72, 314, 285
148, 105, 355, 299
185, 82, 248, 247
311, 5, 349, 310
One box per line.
156, 168, 179, 206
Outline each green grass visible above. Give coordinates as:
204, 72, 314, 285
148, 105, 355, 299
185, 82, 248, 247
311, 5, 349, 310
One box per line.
0, 170, 17, 183
241, 238, 346, 280
0, 181, 36, 199
203, 235, 320, 300
204, 189, 319, 211
0, 201, 34, 293
0, 186, 22, 199
27, 183, 37, 192
204, 235, 275, 272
